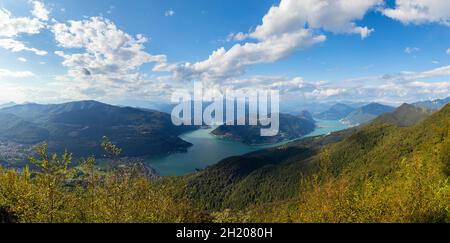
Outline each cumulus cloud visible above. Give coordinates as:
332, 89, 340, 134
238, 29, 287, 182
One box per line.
0, 8, 43, 37
0, 2, 49, 56
0, 38, 47, 55
250, 0, 381, 40
3, 0, 450, 104
154, 29, 325, 83
383, 0, 450, 26
155, 0, 381, 85
151, 0, 449, 103
51, 17, 168, 98
31, 1, 50, 21
0, 68, 35, 78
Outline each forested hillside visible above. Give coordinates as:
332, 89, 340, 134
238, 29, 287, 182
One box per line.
211, 113, 316, 144
0, 101, 196, 159
0, 104, 448, 223
185, 104, 450, 222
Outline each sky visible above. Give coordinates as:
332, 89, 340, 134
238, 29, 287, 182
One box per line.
0, 0, 449, 107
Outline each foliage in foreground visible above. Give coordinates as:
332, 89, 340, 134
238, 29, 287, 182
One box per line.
0, 140, 206, 223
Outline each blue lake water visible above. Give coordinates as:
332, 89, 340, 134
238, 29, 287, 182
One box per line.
145, 119, 349, 176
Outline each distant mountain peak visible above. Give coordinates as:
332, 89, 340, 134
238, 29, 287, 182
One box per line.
341, 103, 395, 126
373, 103, 434, 127
412, 97, 450, 110
316, 103, 356, 120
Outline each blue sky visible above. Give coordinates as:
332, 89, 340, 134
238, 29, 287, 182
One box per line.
0, 0, 449, 106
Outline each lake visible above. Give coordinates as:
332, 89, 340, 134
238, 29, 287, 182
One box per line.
145, 119, 349, 176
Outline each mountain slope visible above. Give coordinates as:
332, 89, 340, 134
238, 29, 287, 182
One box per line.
0, 101, 196, 158
316, 103, 356, 120
211, 113, 316, 145
186, 126, 359, 210
373, 103, 435, 127
0, 113, 49, 144
342, 103, 395, 126
184, 104, 450, 217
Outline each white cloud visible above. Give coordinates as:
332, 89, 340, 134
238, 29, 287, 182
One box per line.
410, 65, 450, 79
335, 65, 450, 103
250, 0, 381, 40
229, 32, 247, 42
383, 0, 450, 26
155, 0, 381, 85
404, 46, 420, 54
0, 38, 47, 55
447, 48, 450, 54
307, 88, 348, 99
0, 68, 35, 78
0, 8, 44, 37
51, 17, 167, 98
31, 1, 50, 21
0, 2, 49, 56
154, 29, 326, 83
18, 57, 27, 62
224, 65, 450, 104
165, 10, 175, 17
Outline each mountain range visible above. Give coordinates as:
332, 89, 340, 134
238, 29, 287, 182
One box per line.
0, 100, 196, 159
413, 97, 450, 110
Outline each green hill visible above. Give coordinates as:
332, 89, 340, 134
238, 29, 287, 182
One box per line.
183, 104, 450, 223
211, 113, 316, 145
373, 103, 435, 127
342, 102, 395, 126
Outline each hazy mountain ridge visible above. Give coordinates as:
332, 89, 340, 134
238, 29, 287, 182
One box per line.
373, 103, 435, 127
341, 103, 395, 126
316, 103, 356, 120
413, 97, 450, 110
0, 102, 17, 109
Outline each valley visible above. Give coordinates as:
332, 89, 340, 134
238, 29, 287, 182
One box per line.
146, 119, 348, 176
0, 100, 448, 223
